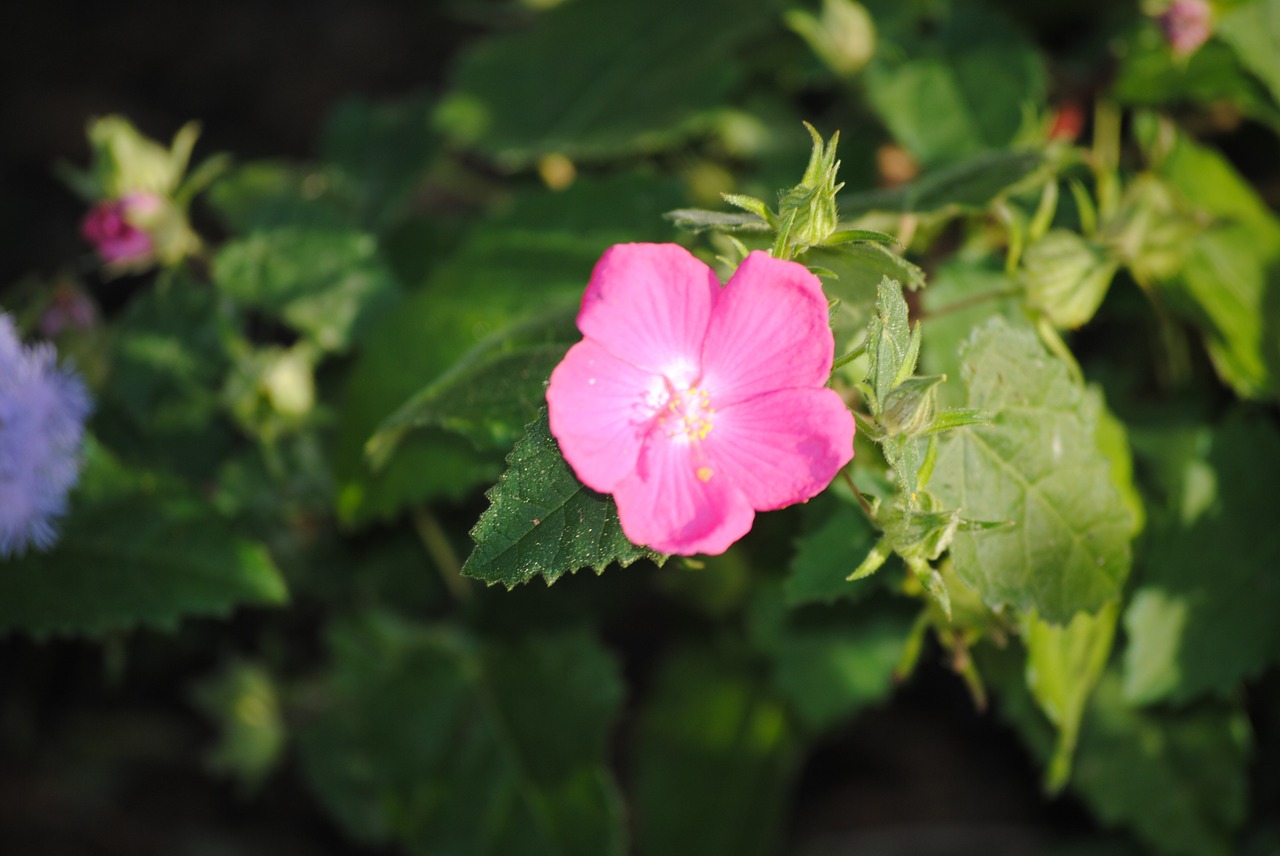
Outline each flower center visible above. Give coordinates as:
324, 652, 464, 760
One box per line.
658, 383, 715, 444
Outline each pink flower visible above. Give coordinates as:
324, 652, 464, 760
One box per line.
80, 192, 160, 266
547, 243, 855, 556
1159, 0, 1212, 56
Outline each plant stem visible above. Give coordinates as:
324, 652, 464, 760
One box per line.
413, 507, 471, 603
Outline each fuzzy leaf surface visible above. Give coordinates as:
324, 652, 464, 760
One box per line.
462, 412, 664, 587
931, 318, 1134, 622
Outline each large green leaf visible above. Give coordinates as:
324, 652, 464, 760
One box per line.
0, 446, 287, 638
1122, 414, 1280, 704
436, 0, 781, 167
1216, 0, 1280, 109
632, 648, 797, 856
462, 412, 663, 587
213, 227, 400, 353
839, 149, 1049, 217
1072, 674, 1251, 856
931, 318, 1135, 622
1144, 124, 1280, 400
297, 614, 626, 856
863, 3, 1047, 166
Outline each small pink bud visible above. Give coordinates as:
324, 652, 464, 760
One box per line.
80, 193, 160, 266
1159, 0, 1212, 57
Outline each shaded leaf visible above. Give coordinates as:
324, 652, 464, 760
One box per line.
839, 149, 1048, 217
864, 4, 1046, 166
785, 497, 882, 605
462, 412, 664, 587
1122, 413, 1280, 704
632, 648, 796, 856
436, 0, 782, 167
297, 615, 626, 856
213, 227, 400, 352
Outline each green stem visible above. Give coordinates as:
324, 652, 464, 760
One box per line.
413, 508, 471, 603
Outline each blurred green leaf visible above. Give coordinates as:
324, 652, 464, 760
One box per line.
321, 96, 439, 230
1213, 0, 1280, 110
931, 318, 1134, 622
1111, 23, 1280, 130
864, 3, 1047, 166
785, 497, 881, 605
213, 227, 401, 352
632, 648, 796, 856
462, 412, 663, 588
190, 660, 285, 793
840, 149, 1049, 217
1024, 601, 1120, 793
206, 161, 356, 233
1021, 228, 1118, 330
435, 0, 782, 166
1072, 673, 1251, 856
368, 304, 579, 463
0, 446, 287, 638
1144, 125, 1280, 400
751, 585, 914, 733
297, 615, 626, 856
1123, 413, 1280, 704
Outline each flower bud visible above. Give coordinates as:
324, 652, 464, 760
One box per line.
1158, 0, 1212, 57
777, 123, 843, 250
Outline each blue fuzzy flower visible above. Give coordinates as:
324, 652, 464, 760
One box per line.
0, 314, 91, 557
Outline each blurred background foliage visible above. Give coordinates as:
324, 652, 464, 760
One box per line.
2, 0, 1280, 853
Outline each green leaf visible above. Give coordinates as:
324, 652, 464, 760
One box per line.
206, 161, 357, 233
809, 244, 925, 349
919, 258, 1023, 408
1024, 601, 1120, 793
1122, 413, 1280, 704
665, 208, 771, 233
369, 305, 579, 463
862, 276, 916, 414
213, 227, 400, 352
435, 0, 782, 167
1213, 0, 1280, 110
0, 446, 287, 638
632, 648, 796, 856
97, 272, 236, 481
1111, 23, 1280, 131
840, 149, 1049, 217
751, 585, 915, 733
863, 4, 1047, 166
1145, 127, 1280, 400
1072, 674, 1250, 856
1021, 229, 1118, 330
190, 660, 286, 793
462, 412, 664, 587
931, 317, 1134, 622
321, 96, 439, 230
297, 615, 626, 856
784, 497, 882, 605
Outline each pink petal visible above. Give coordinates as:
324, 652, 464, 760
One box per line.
577, 243, 720, 375
547, 339, 666, 493
706, 387, 854, 511
611, 432, 755, 556
700, 251, 835, 406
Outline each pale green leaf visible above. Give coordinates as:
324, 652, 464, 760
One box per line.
1025, 601, 1120, 792
931, 318, 1134, 622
